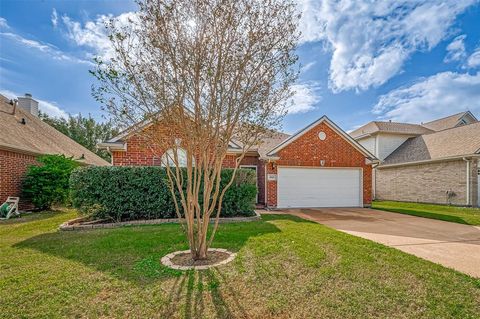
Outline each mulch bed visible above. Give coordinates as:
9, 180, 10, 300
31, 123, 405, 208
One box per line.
170, 251, 231, 267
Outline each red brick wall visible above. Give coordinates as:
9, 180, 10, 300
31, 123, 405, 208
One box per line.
112, 135, 160, 166
0, 150, 37, 210
111, 121, 373, 208
266, 121, 372, 207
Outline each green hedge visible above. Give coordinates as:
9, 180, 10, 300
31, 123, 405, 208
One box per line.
69, 166, 257, 221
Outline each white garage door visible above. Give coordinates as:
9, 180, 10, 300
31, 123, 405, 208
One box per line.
277, 167, 362, 208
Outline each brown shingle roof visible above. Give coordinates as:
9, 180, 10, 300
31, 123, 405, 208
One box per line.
257, 131, 290, 158
382, 121, 480, 165
349, 121, 433, 138
421, 112, 473, 131
0, 96, 109, 166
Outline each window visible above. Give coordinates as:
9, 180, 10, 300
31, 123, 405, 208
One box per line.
161, 148, 193, 167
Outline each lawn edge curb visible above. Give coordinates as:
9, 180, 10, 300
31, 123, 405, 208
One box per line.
160, 248, 237, 270
59, 210, 261, 231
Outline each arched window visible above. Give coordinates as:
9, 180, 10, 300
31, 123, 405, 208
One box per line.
161, 148, 193, 167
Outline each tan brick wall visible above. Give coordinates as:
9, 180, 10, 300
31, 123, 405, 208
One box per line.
470, 159, 478, 207
376, 159, 479, 207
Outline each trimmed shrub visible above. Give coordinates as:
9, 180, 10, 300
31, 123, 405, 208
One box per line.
70, 166, 257, 221
22, 155, 80, 210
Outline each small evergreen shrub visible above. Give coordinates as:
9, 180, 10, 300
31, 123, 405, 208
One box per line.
22, 155, 80, 210
70, 166, 257, 221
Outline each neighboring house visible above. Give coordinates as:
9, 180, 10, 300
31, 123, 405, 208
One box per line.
350, 112, 480, 207
0, 94, 109, 209
99, 116, 377, 209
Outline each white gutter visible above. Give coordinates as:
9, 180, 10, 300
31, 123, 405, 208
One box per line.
378, 154, 480, 169
97, 142, 127, 151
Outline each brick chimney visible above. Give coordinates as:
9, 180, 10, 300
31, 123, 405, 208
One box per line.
17, 93, 39, 117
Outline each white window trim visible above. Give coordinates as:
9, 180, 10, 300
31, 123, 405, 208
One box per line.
161, 147, 193, 167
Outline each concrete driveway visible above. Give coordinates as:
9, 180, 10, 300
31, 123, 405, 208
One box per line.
268, 208, 480, 278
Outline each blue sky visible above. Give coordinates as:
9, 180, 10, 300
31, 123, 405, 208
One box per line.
1, 0, 480, 133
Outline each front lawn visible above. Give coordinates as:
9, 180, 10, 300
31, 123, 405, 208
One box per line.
1, 209, 479, 318
372, 201, 480, 226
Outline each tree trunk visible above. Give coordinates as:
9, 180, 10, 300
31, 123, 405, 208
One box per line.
194, 239, 208, 260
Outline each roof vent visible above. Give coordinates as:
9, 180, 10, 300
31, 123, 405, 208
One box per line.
17, 93, 39, 117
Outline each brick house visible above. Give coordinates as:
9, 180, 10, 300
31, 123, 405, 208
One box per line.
98, 115, 377, 208
0, 94, 109, 209
351, 112, 480, 207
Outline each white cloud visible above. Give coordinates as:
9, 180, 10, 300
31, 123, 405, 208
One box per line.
0, 89, 68, 118
61, 12, 138, 61
300, 61, 316, 73
51, 8, 58, 28
0, 31, 91, 65
444, 34, 467, 63
288, 82, 322, 114
298, 0, 477, 93
0, 17, 8, 29
372, 71, 480, 123
467, 48, 480, 68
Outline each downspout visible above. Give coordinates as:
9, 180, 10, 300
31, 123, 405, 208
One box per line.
372, 162, 380, 200
463, 157, 470, 206
263, 160, 268, 209
106, 146, 113, 165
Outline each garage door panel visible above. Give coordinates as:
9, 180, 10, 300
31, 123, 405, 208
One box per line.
277, 167, 361, 208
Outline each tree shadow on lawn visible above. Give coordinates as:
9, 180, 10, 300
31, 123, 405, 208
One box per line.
160, 269, 248, 319
13, 215, 304, 286
373, 207, 476, 225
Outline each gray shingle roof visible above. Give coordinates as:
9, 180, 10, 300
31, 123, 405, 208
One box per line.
382, 121, 480, 165
0, 95, 110, 166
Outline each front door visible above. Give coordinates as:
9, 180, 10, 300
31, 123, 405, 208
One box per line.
240, 165, 258, 203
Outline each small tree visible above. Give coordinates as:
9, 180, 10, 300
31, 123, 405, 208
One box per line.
22, 155, 79, 210
91, 0, 299, 259
39, 112, 119, 162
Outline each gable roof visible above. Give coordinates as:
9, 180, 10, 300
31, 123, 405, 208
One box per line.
421, 111, 477, 132
349, 121, 433, 139
382, 121, 480, 165
0, 95, 109, 166
266, 115, 377, 159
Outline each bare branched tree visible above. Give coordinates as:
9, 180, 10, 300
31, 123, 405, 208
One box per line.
91, 0, 299, 260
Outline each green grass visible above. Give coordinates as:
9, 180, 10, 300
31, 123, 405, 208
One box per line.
372, 201, 480, 225
1, 209, 479, 318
